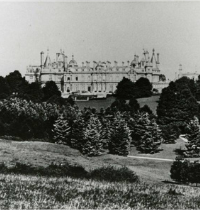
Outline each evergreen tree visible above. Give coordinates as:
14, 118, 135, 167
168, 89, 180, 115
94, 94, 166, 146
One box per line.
71, 116, 85, 150
184, 116, 200, 157
100, 116, 112, 149
52, 114, 71, 145
109, 112, 131, 156
131, 113, 162, 153
81, 115, 103, 156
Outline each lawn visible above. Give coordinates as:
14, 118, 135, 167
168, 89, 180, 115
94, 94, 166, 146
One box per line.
0, 137, 186, 183
1, 139, 200, 209
76, 95, 160, 114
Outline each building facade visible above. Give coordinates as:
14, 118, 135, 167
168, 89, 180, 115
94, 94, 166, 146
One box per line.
177, 64, 200, 80
25, 49, 169, 97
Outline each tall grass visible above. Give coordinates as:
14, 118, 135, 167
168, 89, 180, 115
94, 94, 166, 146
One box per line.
0, 174, 200, 209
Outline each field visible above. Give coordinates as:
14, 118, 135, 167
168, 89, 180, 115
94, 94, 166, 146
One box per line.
1, 174, 200, 209
0, 139, 200, 209
76, 95, 160, 114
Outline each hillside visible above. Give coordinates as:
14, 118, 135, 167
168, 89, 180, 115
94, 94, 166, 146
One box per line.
0, 138, 187, 183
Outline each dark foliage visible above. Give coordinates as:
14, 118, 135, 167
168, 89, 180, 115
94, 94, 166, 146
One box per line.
135, 77, 153, 98
170, 158, 200, 185
0, 162, 139, 183
115, 77, 153, 100
89, 165, 139, 183
42, 81, 61, 101
157, 79, 199, 143
115, 77, 136, 99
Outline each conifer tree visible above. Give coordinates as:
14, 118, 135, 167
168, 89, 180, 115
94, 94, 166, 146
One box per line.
184, 116, 200, 157
100, 117, 112, 149
81, 115, 103, 156
71, 116, 85, 150
52, 114, 71, 145
109, 112, 131, 156
132, 113, 162, 153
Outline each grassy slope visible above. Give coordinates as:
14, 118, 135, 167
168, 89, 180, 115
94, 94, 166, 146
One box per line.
0, 138, 187, 183
1, 174, 200, 209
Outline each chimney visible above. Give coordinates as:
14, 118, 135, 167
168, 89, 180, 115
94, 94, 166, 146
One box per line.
56, 53, 59, 62
40, 51, 44, 68
114, 61, 117, 67
82, 62, 84, 67
157, 53, 160, 64
93, 61, 97, 70
127, 61, 130, 66
122, 61, 124, 67
86, 61, 90, 68
64, 56, 68, 68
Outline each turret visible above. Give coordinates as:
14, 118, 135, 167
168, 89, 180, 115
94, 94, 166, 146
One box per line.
40, 51, 44, 68
157, 53, 160, 64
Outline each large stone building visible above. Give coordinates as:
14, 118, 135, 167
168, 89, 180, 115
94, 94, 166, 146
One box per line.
25, 49, 169, 97
177, 64, 199, 80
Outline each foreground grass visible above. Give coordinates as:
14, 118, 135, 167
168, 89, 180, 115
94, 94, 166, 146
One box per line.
1, 173, 200, 209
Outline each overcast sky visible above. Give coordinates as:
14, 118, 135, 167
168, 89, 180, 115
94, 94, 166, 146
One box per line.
0, 1, 200, 80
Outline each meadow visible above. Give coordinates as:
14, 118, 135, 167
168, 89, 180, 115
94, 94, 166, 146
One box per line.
1, 173, 200, 209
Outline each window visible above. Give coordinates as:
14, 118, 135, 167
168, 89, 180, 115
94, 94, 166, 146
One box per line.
76, 77, 78, 81
67, 77, 70, 81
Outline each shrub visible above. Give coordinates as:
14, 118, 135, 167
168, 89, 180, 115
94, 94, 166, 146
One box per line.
89, 165, 139, 183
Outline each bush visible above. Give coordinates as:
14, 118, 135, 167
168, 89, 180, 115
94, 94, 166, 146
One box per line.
89, 165, 139, 183
170, 158, 200, 185
0, 162, 139, 183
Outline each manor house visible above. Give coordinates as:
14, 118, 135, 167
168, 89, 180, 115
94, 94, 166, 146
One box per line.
25, 49, 169, 96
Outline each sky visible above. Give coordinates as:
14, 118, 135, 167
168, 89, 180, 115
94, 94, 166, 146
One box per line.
0, 1, 200, 80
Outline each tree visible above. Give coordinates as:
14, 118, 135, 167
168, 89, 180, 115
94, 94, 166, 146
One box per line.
0, 76, 11, 99
109, 112, 131, 156
140, 104, 153, 115
157, 81, 199, 143
71, 116, 85, 150
52, 114, 71, 145
81, 115, 103, 156
5, 70, 26, 95
23, 82, 44, 102
184, 117, 200, 157
131, 113, 162, 153
115, 77, 136, 99
129, 96, 140, 113
42, 81, 61, 101
135, 77, 152, 98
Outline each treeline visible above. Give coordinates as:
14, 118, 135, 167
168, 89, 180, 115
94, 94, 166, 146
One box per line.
0, 70, 74, 105
52, 98, 163, 156
115, 77, 153, 99
157, 76, 200, 152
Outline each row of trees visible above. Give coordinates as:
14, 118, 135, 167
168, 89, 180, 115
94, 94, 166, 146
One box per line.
116, 77, 153, 99
52, 106, 163, 156
0, 70, 74, 106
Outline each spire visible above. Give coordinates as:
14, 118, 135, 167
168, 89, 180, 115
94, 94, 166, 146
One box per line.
44, 48, 51, 67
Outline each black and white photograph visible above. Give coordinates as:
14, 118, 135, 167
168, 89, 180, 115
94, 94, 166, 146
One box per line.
0, 0, 200, 209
